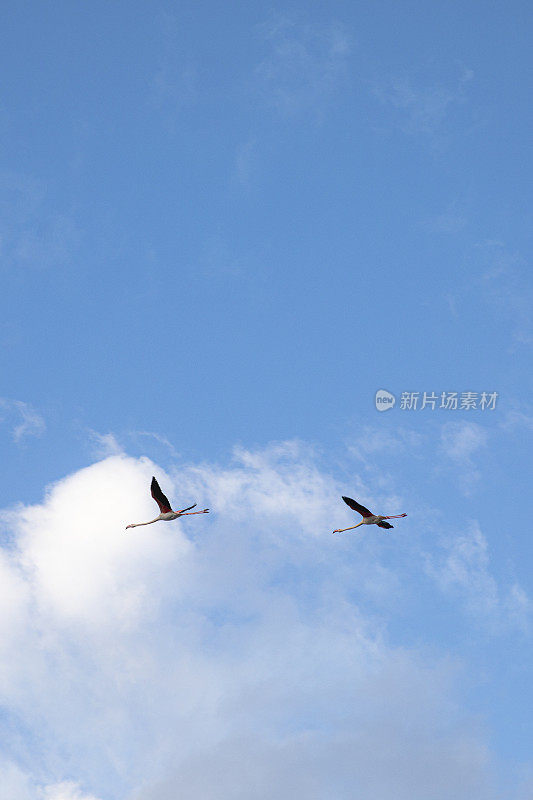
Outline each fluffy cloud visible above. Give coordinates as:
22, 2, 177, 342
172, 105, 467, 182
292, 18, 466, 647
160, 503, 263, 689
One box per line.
0, 445, 514, 798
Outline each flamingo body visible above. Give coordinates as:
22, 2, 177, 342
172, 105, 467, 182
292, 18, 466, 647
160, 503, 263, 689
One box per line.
125, 477, 209, 529
332, 496, 406, 534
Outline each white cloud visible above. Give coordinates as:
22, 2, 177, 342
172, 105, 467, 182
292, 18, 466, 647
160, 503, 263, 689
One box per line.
0, 397, 45, 442
0, 446, 518, 798
12, 456, 187, 627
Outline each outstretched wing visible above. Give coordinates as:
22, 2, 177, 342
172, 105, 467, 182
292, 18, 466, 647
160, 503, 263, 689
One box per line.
342, 496, 373, 518
178, 503, 197, 513
378, 521, 393, 529
151, 477, 173, 513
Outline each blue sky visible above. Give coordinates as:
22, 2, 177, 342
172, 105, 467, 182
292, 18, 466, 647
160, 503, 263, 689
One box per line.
1, 3, 532, 799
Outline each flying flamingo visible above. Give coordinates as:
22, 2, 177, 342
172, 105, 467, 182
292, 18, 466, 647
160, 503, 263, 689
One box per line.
332, 496, 407, 534
125, 477, 209, 529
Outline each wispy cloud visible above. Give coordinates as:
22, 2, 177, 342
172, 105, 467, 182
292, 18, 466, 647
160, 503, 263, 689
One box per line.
233, 139, 256, 187
422, 198, 468, 235
0, 173, 80, 270
500, 408, 533, 432
88, 429, 179, 460
254, 16, 351, 115
130, 430, 179, 459
371, 67, 473, 140
434, 237, 532, 346
478, 242, 533, 347
87, 430, 123, 458
149, 12, 197, 112
440, 421, 488, 494
349, 425, 424, 458
0, 397, 45, 442
441, 421, 487, 461
426, 521, 529, 633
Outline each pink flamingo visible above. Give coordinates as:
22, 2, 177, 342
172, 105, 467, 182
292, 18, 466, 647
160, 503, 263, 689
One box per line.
126, 477, 209, 529
333, 496, 406, 534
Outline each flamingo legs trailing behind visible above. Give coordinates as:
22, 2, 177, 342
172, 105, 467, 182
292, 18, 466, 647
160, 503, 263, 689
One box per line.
332, 496, 407, 534
125, 477, 209, 530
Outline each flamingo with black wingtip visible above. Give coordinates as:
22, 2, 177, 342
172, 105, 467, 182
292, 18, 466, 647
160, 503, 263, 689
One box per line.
332, 496, 407, 534
126, 477, 209, 530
